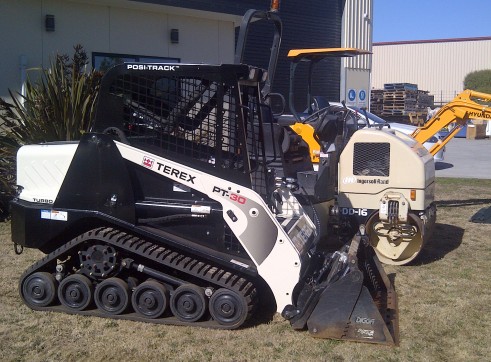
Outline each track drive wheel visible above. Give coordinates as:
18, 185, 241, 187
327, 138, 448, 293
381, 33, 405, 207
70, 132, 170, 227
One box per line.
367, 212, 424, 265
21, 272, 57, 308
209, 288, 249, 328
94, 277, 130, 315
58, 274, 94, 311
132, 280, 169, 319
170, 284, 207, 322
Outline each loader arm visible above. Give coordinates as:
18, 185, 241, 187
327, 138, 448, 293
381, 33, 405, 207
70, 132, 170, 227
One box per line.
411, 89, 491, 155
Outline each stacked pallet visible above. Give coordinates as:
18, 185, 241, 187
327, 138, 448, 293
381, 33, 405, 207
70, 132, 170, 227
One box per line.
370, 89, 384, 114
417, 92, 434, 109
370, 83, 434, 118
382, 83, 418, 116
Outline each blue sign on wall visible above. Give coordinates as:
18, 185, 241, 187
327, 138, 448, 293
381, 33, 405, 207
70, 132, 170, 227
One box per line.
348, 89, 356, 102
359, 89, 366, 101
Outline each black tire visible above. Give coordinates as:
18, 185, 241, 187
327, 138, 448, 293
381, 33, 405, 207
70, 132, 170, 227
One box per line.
170, 284, 207, 322
209, 288, 248, 328
131, 280, 169, 319
58, 274, 93, 311
21, 272, 57, 308
94, 277, 130, 315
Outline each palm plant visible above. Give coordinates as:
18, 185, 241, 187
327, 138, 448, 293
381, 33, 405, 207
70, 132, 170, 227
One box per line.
0, 45, 102, 219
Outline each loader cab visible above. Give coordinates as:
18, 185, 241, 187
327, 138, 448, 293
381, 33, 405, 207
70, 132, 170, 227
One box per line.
81, 61, 288, 259
94, 64, 266, 178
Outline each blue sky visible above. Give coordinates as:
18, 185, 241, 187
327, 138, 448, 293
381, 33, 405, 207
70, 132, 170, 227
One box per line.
373, 0, 491, 42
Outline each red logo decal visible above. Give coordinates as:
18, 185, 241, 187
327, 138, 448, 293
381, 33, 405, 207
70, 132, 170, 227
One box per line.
142, 156, 155, 169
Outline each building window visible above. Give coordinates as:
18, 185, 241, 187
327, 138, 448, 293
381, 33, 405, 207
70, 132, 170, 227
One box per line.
92, 52, 180, 72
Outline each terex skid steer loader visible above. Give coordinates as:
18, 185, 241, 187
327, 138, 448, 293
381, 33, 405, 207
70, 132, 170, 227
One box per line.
10, 7, 398, 346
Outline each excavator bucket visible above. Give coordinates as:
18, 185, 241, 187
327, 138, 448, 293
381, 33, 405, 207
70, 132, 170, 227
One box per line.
282, 227, 399, 345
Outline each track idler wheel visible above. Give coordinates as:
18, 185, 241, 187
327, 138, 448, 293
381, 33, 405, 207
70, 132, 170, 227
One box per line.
131, 280, 169, 319
170, 284, 207, 322
94, 277, 130, 315
209, 288, 248, 328
58, 274, 94, 311
367, 213, 424, 265
21, 272, 57, 308
79, 244, 118, 279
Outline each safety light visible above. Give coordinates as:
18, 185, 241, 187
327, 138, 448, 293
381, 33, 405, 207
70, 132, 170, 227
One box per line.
270, 0, 280, 12
410, 189, 416, 201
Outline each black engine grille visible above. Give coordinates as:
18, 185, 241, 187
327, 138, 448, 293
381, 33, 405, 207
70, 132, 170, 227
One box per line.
353, 143, 390, 177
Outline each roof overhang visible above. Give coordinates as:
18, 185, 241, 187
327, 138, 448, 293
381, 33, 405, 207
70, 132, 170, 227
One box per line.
69, 0, 244, 24
287, 48, 371, 62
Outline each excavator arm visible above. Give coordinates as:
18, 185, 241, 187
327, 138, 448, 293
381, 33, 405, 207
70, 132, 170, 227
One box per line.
411, 90, 491, 155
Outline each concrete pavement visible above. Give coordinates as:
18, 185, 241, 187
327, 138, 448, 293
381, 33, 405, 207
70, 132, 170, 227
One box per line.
435, 138, 491, 179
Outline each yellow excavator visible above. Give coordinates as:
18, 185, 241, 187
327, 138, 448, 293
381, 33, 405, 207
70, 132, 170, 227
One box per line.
411, 89, 491, 155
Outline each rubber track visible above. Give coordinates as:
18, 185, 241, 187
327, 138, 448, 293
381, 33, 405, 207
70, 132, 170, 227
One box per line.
19, 227, 258, 329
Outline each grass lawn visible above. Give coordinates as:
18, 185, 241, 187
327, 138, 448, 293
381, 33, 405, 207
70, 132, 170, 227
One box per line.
0, 177, 490, 361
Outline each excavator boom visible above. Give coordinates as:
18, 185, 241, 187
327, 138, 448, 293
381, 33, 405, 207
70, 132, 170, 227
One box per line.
411, 89, 491, 155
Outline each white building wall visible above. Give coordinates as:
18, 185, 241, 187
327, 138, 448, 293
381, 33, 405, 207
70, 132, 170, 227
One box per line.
372, 38, 491, 104
342, 0, 372, 70
0, 0, 238, 99
340, 0, 373, 107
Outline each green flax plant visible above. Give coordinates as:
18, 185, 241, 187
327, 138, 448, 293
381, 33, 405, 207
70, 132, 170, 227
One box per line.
0, 45, 102, 218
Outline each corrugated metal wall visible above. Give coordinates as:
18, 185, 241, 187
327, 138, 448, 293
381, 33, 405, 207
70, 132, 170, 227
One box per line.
372, 38, 491, 104
341, 0, 372, 70
132, 0, 265, 16
240, 0, 346, 111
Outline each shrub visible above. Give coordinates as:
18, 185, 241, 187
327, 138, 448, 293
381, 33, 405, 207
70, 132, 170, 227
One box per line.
0, 45, 102, 219
463, 69, 491, 94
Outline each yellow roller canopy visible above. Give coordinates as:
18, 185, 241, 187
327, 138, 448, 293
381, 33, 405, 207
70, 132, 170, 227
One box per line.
287, 48, 371, 61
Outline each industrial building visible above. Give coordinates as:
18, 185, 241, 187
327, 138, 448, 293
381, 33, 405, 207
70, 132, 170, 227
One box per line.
1, 1, 490, 116
0, 0, 373, 109
372, 36, 491, 105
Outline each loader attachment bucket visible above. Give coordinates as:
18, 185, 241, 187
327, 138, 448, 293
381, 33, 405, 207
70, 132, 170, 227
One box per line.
282, 228, 399, 345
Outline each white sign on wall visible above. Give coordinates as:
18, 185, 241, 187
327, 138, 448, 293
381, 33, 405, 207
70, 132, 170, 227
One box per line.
342, 69, 370, 108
